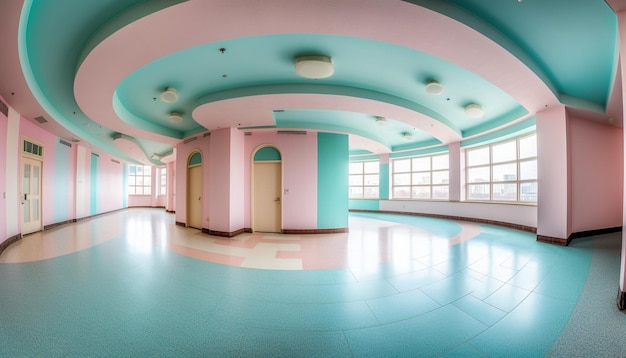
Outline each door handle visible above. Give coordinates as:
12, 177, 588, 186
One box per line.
274, 197, 280, 203
24, 194, 27, 201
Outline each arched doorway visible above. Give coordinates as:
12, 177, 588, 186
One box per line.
253, 146, 282, 233
187, 151, 202, 229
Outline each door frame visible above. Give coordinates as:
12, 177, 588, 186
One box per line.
252, 145, 282, 233
20, 137, 44, 235
186, 151, 203, 229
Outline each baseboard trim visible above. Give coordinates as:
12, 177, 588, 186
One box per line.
0, 233, 23, 256
617, 289, 626, 311
202, 228, 246, 237
538, 227, 622, 246
282, 228, 349, 234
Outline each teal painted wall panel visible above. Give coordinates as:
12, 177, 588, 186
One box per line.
349, 199, 379, 211
317, 132, 349, 229
90, 153, 98, 215
53, 139, 70, 223
379, 163, 389, 200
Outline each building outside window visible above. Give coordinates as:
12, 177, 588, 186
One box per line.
465, 133, 537, 203
392, 153, 449, 200
349, 161, 379, 198
128, 164, 152, 195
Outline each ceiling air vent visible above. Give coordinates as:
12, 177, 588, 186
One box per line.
111, 159, 120, 164
59, 139, 72, 147
183, 136, 197, 144
34, 115, 48, 124
0, 100, 8, 117
244, 132, 252, 136
203, 132, 211, 137
277, 130, 307, 135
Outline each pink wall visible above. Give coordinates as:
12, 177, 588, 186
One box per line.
569, 116, 623, 232
244, 131, 318, 230
98, 152, 124, 213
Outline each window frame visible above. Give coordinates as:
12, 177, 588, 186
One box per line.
464, 133, 537, 204
391, 153, 449, 200
349, 160, 380, 199
128, 164, 152, 196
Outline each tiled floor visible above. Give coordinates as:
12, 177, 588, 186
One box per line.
0, 208, 624, 357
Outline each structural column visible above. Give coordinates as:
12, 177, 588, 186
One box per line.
536, 104, 571, 245
616, 9, 626, 310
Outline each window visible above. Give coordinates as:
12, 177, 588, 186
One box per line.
128, 165, 152, 195
349, 161, 379, 198
465, 133, 537, 203
392, 153, 449, 200
158, 167, 167, 195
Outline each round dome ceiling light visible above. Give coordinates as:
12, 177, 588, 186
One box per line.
294, 55, 334, 79
401, 132, 413, 141
169, 112, 183, 123
425, 80, 445, 96
464, 103, 484, 118
375, 116, 388, 126
160, 87, 179, 103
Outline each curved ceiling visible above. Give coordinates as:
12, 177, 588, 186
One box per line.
4, 0, 620, 164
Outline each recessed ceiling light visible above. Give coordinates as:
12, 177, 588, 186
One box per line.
375, 116, 388, 126
464, 103, 484, 118
169, 112, 183, 123
160, 87, 179, 103
425, 80, 445, 96
294, 55, 334, 79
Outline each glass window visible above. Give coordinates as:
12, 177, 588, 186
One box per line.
464, 133, 537, 203
349, 161, 379, 199
391, 153, 449, 200
128, 164, 152, 196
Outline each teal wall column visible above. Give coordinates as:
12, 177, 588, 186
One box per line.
317, 132, 348, 229
90, 153, 98, 215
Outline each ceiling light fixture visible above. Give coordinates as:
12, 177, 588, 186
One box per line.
294, 55, 334, 79
464, 103, 484, 118
375, 116, 388, 126
160, 87, 179, 103
402, 132, 413, 141
169, 112, 183, 123
425, 80, 445, 95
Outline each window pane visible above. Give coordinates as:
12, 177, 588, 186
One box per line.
349, 187, 363, 198
467, 147, 489, 166
520, 182, 538, 202
412, 172, 430, 185
134, 187, 143, 195
129, 165, 136, 174
412, 157, 430, 171
468, 167, 489, 183
412, 186, 430, 199
519, 134, 537, 159
492, 141, 516, 163
393, 159, 411, 173
349, 175, 363, 186
520, 160, 537, 180
432, 171, 448, 185
136, 166, 143, 174
349, 162, 363, 174
492, 163, 517, 182
468, 184, 490, 200
432, 186, 449, 200
393, 173, 411, 186
493, 183, 517, 201
128, 186, 136, 195
364, 174, 379, 186
393, 187, 411, 199
144, 187, 151, 195
128, 177, 136, 185
432, 155, 448, 170
364, 187, 379, 198
363, 161, 379, 174
143, 166, 152, 175
137, 177, 144, 186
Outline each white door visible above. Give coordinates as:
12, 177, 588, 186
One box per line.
187, 165, 202, 229
21, 157, 42, 234
253, 162, 281, 233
